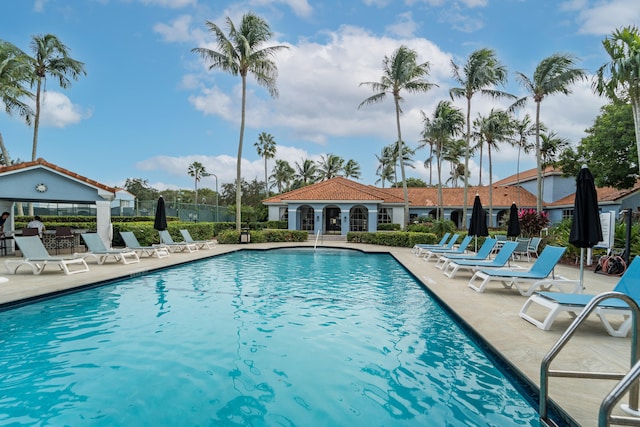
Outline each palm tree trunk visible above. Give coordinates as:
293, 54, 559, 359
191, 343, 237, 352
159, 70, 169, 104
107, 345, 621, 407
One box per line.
516, 144, 522, 206
395, 97, 409, 229
535, 100, 543, 212
236, 75, 247, 231
0, 133, 11, 166
462, 96, 471, 230
264, 157, 268, 196
477, 144, 483, 186
32, 80, 42, 162
437, 153, 443, 221
488, 143, 493, 227
632, 99, 640, 175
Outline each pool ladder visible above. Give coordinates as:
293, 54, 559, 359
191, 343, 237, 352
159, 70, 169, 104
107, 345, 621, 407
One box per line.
313, 230, 321, 250
540, 292, 640, 427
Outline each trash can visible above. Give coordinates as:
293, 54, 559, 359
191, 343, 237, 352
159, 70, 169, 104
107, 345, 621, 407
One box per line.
240, 227, 251, 244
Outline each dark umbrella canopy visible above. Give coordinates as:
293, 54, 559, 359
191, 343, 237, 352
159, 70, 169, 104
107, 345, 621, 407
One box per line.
468, 194, 488, 237
569, 166, 602, 248
154, 196, 168, 231
506, 203, 521, 238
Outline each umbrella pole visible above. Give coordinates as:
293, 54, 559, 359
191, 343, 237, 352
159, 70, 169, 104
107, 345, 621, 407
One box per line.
579, 248, 585, 291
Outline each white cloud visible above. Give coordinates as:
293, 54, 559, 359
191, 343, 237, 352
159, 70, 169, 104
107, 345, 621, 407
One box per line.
36, 91, 90, 128
138, 0, 197, 8
153, 15, 194, 42
386, 12, 419, 38
574, 0, 640, 35
249, 0, 313, 18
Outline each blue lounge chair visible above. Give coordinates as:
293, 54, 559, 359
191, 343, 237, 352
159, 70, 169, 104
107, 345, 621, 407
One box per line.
120, 231, 170, 258
415, 234, 459, 256
5, 235, 89, 275
434, 238, 496, 270
422, 235, 473, 261
411, 232, 450, 254
158, 230, 198, 253
442, 241, 518, 279
520, 257, 640, 337
179, 229, 217, 249
468, 246, 568, 295
81, 233, 140, 264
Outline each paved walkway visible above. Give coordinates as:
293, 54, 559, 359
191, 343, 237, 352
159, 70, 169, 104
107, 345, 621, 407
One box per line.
0, 242, 634, 426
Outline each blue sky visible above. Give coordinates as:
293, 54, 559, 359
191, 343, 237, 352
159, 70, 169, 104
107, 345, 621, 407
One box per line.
1, 0, 638, 193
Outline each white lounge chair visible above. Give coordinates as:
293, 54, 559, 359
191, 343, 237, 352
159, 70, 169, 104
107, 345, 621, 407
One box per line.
519, 257, 640, 337
422, 235, 472, 262
467, 246, 572, 295
442, 241, 518, 278
411, 233, 450, 254
5, 236, 89, 275
158, 230, 198, 253
120, 231, 170, 258
81, 233, 140, 265
415, 234, 460, 256
179, 229, 217, 249
434, 238, 496, 270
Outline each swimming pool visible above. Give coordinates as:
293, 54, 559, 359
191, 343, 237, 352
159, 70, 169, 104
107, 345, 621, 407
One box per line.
0, 248, 545, 426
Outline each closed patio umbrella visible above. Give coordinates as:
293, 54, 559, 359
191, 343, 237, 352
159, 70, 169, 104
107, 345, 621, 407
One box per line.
468, 194, 488, 251
154, 196, 168, 231
569, 166, 602, 289
506, 202, 521, 238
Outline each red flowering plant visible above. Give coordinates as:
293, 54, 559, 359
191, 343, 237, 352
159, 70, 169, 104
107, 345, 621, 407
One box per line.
518, 209, 550, 237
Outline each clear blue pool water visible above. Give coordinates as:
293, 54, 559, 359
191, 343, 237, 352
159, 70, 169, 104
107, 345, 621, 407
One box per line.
0, 248, 542, 426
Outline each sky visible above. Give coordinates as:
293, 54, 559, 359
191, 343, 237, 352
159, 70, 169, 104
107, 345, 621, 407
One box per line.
1, 0, 638, 194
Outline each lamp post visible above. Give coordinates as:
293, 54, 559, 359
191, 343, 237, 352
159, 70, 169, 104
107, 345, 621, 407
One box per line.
210, 173, 219, 223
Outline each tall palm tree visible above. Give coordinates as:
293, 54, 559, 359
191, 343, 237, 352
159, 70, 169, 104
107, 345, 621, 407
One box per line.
442, 139, 467, 188
342, 159, 361, 179
512, 114, 537, 205
359, 45, 437, 228
254, 131, 276, 196
515, 53, 586, 212
375, 147, 395, 188
294, 158, 318, 186
594, 25, 640, 174
317, 153, 344, 180
0, 40, 33, 165
419, 101, 464, 220
450, 48, 512, 229
28, 34, 86, 161
187, 161, 209, 206
192, 13, 288, 231
270, 159, 295, 192
474, 109, 513, 226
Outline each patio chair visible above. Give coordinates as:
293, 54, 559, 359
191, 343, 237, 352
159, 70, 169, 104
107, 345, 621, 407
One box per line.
5, 236, 89, 275
422, 235, 472, 262
434, 238, 496, 270
179, 229, 217, 249
491, 234, 508, 254
80, 233, 140, 265
467, 246, 569, 295
527, 237, 542, 259
512, 237, 531, 262
55, 226, 75, 254
21, 227, 40, 237
411, 232, 450, 254
442, 241, 518, 279
415, 234, 460, 256
119, 231, 170, 258
158, 230, 198, 253
519, 257, 640, 337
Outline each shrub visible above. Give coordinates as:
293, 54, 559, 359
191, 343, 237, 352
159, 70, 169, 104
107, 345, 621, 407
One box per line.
377, 223, 401, 231
518, 209, 550, 237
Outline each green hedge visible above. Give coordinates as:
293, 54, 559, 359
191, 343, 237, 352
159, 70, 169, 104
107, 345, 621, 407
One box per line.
217, 229, 308, 244
347, 231, 441, 247
376, 223, 401, 231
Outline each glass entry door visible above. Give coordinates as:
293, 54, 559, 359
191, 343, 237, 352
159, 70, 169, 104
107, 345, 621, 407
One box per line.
324, 207, 341, 234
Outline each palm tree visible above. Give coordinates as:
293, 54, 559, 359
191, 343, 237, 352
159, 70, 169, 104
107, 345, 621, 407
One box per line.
192, 13, 288, 231
512, 114, 537, 205
0, 40, 33, 165
419, 101, 464, 220
515, 53, 586, 212
375, 147, 395, 188
294, 158, 318, 185
317, 153, 344, 180
343, 159, 361, 179
442, 139, 467, 188
270, 159, 295, 192
474, 109, 513, 226
28, 34, 86, 161
359, 45, 437, 228
594, 25, 640, 174
187, 161, 209, 206
450, 48, 512, 229
254, 131, 276, 196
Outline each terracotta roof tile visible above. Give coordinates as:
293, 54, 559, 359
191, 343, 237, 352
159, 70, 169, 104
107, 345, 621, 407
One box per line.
493, 166, 562, 187
0, 158, 117, 193
549, 180, 640, 207
264, 177, 405, 203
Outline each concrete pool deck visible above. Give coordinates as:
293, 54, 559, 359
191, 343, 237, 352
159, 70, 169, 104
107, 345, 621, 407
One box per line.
0, 241, 633, 426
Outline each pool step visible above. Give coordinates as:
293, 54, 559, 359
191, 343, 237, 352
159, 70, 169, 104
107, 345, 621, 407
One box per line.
307, 234, 347, 242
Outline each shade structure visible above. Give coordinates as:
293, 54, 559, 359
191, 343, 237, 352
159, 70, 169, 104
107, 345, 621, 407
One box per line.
468, 194, 488, 251
153, 196, 168, 231
569, 166, 602, 288
506, 203, 521, 238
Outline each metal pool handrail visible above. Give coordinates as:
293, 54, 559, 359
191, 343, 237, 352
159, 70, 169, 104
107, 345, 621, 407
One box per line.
314, 230, 321, 250
539, 291, 640, 427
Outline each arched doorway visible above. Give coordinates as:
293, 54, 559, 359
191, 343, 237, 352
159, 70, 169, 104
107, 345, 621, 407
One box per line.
323, 205, 341, 234
349, 206, 368, 232
450, 210, 463, 228
496, 209, 509, 228
298, 205, 314, 231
